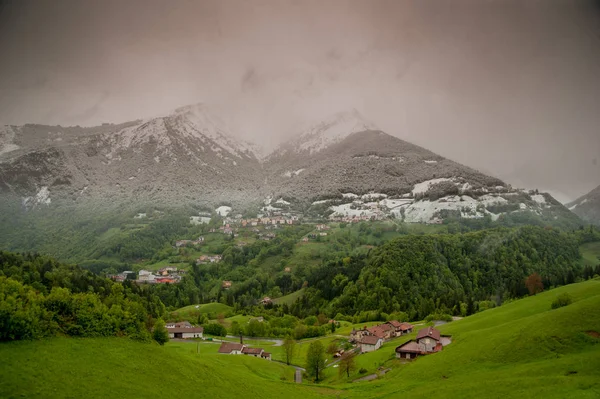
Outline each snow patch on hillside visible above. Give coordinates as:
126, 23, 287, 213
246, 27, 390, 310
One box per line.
215, 206, 232, 216
22, 186, 51, 208
275, 198, 290, 205
531, 194, 546, 204
412, 178, 455, 195
361, 193, 387, 201
190, 216, 211, 225
284, 169, 305, 177
424, 160, 437, 164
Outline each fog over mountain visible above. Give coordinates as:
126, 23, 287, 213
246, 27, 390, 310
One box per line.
1, 0, 599, 202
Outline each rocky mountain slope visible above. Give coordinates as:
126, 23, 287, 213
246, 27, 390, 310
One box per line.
0, 104, 581, 227
0, 104, 263, 209
567, 185, 600, 225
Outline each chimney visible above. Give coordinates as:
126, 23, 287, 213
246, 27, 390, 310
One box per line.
240, 334, 243, 345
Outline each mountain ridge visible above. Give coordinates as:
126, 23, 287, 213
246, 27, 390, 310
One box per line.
567, 185, 600, 225
0, 103, 582, 228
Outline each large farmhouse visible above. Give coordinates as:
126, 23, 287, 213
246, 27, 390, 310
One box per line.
166, 321, 204, 339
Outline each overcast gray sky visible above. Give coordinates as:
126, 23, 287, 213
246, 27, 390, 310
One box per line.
1, 0, 599, 202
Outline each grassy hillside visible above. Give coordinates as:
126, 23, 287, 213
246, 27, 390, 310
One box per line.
272, 288, 305, 305
0, 338, 335, 399
339, 279, 600, 397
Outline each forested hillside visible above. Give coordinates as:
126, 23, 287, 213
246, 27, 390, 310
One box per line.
295, 227, 593, 320
0, 252, 165, 341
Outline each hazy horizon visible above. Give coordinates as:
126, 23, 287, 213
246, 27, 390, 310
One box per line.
1, 0, 599, 202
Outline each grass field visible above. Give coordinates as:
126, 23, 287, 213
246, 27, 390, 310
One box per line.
0, 338, 332, 399
169, 302, 233, 320
1, 280, 599, 398
580, 242, 600, 266
272, 288, 305, 305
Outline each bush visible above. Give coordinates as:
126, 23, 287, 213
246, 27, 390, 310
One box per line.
359, 368, 368, 375
152, 318, 169, 345
551, 293, 573, 309
425, 312, 452, 322
203, 322, 227, 337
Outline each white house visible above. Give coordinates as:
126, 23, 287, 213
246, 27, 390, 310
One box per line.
138, 270, 155, 282
359, 336, 383, 353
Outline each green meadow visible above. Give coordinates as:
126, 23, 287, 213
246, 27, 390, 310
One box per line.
1, 279, 599, 398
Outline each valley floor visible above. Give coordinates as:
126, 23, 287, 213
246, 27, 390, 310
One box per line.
1, 280, 599, 398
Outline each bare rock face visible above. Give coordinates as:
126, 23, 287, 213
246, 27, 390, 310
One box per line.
567, 185, 600, 225
0, 105, 580, 227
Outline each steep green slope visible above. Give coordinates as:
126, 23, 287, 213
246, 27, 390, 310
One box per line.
343, 279, 600, 398
0, 339, 335, 398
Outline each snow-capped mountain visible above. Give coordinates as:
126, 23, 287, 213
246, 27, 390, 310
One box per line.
269, 109, 377, 157
0, 103, 582, 228
0, 104, 263, 209
567, 185, 600, 225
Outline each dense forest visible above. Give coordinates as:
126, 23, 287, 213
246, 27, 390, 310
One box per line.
298, 226, 585, 320
0, 252, 164, 341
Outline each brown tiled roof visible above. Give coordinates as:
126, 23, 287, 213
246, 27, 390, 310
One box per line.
242, 347, 263, 355
395, 340, 421, 353
360, 336, 382, 345
416, 326, 441, 341
261, 352, 271, 358
218, 342, 244, 353
399, 323, 414, 330
367, 326, 389, 338
387, 320, 402, 328
167, 327, 204, 333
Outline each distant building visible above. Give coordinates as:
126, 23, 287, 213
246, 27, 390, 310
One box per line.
138, 270, 155, 283
218, 342, 245, 355
261, 297, 273, 305
166, 323, 204, 339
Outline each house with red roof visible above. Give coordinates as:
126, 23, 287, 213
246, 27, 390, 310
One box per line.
385, 320, 414, 337
218, 342, 246, 355
395, 326, 450, 360
242, 347, 264, 357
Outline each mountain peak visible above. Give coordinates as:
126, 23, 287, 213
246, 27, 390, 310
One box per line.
280, 109, 378, 156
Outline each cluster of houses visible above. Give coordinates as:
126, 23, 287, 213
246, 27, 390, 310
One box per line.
175, 236, 205, 247
109, 268, 184, 284
218, 341, 272, 361
196, 254, 223, 264
350, 322, 451, 359
166, 321, 204, 339
350, 321, 414, 353
395, 326, 451, 359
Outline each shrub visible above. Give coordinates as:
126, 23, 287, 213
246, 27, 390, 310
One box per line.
551, 293, 573, 309
359, 368, 368, 375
